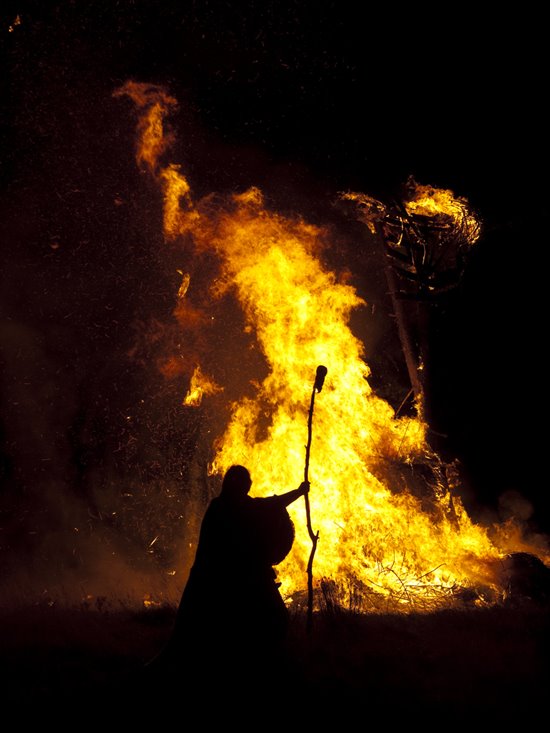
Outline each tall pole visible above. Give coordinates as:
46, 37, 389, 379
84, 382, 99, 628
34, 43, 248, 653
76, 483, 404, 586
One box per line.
383, 264, 424, 401
303, 365, 327, 633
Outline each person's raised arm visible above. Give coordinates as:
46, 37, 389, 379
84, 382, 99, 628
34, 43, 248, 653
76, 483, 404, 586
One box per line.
275, 481, 310, 507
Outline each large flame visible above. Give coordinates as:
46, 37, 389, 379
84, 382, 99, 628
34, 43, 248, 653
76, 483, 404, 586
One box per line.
116, 82, 536, 611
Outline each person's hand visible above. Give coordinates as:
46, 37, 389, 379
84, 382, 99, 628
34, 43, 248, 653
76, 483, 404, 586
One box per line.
299, 481, 310, 495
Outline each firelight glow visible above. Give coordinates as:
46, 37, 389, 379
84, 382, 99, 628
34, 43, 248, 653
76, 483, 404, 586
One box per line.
117, 81, 533, 611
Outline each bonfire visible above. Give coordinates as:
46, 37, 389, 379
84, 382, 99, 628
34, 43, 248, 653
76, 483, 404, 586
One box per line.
112, 81, 549, 615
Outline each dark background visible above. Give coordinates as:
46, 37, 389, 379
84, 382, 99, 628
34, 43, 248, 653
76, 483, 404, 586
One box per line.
0, 0, 547, 567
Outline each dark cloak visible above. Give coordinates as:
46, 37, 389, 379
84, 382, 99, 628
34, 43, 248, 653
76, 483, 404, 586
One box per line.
172, 492, 296, 662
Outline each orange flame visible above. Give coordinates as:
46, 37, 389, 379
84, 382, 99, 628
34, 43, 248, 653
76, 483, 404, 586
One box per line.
404, 181, 482, 245
183, 365, 223, 407
114, 81, 178, 173
176, 270, 191, 299
117, 83, 540, 610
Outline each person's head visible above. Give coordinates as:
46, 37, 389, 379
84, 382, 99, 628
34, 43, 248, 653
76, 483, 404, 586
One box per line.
221, 465, 252, 498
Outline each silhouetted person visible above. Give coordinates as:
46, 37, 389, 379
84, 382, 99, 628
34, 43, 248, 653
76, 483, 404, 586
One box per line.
170, 465, 309, 685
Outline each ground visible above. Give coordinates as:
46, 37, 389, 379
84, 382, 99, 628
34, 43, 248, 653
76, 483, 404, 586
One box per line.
1, 600, 548, 726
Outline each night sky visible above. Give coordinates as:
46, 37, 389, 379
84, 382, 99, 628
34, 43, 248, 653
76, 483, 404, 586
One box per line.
1, 0, 548, 588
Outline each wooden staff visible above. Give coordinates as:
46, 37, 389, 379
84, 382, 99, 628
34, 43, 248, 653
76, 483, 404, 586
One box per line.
304, 364, 327, 633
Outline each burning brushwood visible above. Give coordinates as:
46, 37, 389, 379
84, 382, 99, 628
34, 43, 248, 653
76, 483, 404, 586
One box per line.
341, 181, 482, 408
343, 179, 481, 297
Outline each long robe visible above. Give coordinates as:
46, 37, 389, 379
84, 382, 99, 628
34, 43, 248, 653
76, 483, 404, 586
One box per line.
172, 492, 295, 668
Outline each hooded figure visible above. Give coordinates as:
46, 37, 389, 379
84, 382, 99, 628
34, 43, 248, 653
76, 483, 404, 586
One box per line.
172, 465, 309, 673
